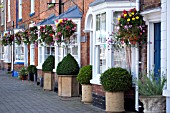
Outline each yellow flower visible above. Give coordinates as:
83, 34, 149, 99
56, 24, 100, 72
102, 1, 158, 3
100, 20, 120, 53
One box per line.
131, 12, 134, 15
132, 18, 135, 21
56, 23, 58, 27
129, 14, 132, 17
59, 19, 63, 23
127, 18, 130, 22
124, 14, 127, 17
118, 18, 121, 21
136, 16, 139, 19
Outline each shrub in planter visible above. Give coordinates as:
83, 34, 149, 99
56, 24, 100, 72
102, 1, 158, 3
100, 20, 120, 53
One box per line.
42, 55, 55, 90
56, 53, 79, 75
27, 65, 37, 81
77, 65, 92, 103
42, 55, 55, 72
100, 67, 132, 112
56, 53, 80, 97
77, 65, 92, 84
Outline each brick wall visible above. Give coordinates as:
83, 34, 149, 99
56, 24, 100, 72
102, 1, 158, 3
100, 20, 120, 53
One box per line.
140, 0, 161, 11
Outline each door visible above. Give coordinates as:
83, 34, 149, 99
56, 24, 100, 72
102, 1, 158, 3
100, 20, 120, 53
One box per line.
154, 23, 161, 76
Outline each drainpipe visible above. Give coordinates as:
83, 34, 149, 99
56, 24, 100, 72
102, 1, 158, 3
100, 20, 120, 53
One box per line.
166, 0, 170, 112
135, 0, 140, 112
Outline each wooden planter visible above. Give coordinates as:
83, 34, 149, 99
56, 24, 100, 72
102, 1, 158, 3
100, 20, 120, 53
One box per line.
139, 96, 166, 113
43, 72, 54, 91
81, 84, 92, 104
105, 92, 125, 113
58, 75, 79, 97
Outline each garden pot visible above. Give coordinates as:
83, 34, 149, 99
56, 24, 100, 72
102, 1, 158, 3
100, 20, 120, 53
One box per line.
58, 75, 79, 97
43, 72, 54, 90
105, 91, 124, 113
81, 84, 92, 104
139, 96, 166, 113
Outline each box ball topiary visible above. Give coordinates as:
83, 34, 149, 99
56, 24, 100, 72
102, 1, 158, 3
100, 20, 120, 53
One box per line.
100, 67, 132, 92
77, 65, 92, 84
27, 65, 37, 74
56, 53, 79, 75
42, 55, 55, 72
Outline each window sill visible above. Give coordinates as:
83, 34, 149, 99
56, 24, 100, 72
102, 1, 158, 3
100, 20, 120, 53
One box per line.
53, 69, 56, 73
3, 61, 11, 63
18, 18, 22, 22
29, 12, 35, 17
90, 76, 101, 85
14, 61, 24, 65
163, 90, 170, 97
36, 65, 42, 70
7, 20, 11, 22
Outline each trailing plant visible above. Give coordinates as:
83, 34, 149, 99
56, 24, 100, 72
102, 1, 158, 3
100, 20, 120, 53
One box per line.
1, 33, 14, 46
15, 31, 22, 45
29, 26, 38, 44
55, 18, 77, 44
77, 65, 92, 84
39, 25, 55, 45
27, 65, 37, 74
117, 8, 147, 47
21, 29, 30, 44
56, 53, 79, 75
138, 72, 166, 96
100, 67, 132, 92
42, 55, 55, 72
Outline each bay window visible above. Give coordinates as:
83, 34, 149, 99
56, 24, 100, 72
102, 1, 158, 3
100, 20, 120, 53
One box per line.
15, 44, 24, 62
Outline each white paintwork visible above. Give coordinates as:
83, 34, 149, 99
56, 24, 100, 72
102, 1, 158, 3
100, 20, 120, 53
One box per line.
30, 0, 34, 14
30, 44, 35, 65
85, 1, 136, 85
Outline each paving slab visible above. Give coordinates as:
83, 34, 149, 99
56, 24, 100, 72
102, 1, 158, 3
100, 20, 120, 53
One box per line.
0, 71, 105, 113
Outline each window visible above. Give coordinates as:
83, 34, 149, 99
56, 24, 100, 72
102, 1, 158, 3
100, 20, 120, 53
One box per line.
30, 0, 35, 15
38, 46, 43, 67
7, 0, 11, 22
95, 13, 106, 74
15, 44, 24, 62
45, 46, 55, 60
18, 0, 22, 20
1, 0, 4, 25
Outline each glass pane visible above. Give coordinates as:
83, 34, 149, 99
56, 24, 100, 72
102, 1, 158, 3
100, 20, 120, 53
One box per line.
51, 47, 55, 55
72, 46, 78, 55
96, 31, 106, 43
101, 13, 106, 31
96, 45, 106, 74
96, 14, 100, 31
46, 47, 50, 54
58, 47, 62, 55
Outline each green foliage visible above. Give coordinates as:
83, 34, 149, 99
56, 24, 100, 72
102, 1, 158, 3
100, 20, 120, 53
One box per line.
100, 67, 132, 92
29, 26, 38, 44
56, 53, 79, 75
138, 72, 166, 96
19, 67, 28, 76
27, 65, 37, 74
77, 65, 92, 84
42, 55, 55, 72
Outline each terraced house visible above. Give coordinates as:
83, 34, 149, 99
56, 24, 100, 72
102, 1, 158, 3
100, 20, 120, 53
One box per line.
0, 0, 170, 112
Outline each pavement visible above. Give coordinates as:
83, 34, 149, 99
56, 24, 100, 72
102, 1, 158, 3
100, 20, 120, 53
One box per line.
0, 70, 105, 113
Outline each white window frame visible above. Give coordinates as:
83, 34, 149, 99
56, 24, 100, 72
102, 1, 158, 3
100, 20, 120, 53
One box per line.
18, 0, 22, 20
1, 0, 4, 25
44, 45, 55, 60
85, 2, 136, 85
3, 31, 11, 63
53, 18, 81, 72
7, 0, 11, 22
14, 43, 24, 63
30, 0, 35, 14
30, 44, 35, 65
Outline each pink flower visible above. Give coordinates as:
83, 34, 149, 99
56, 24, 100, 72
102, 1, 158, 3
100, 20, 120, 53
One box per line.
58, 32, 61, 35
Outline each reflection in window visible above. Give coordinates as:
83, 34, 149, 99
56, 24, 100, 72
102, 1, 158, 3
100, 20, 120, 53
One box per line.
15, 45, 24, 61
96, 13, 106, 43
45, 46, 55, 59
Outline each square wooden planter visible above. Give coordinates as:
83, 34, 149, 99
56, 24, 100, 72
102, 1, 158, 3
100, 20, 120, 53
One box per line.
58, 75, 79, 97
43, 72, 54, 91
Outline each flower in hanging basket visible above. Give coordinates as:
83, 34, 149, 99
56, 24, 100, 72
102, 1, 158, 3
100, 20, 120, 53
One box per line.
117, 8, 147, 47
39, 25, 55, 46
15, 31, 22, 45
55, 18, 77, 44
1, 32, 14, 46
29, 26, 38, 44
21, 29, 30, 44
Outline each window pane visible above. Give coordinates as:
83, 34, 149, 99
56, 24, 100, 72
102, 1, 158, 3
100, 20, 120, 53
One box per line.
96, 45, 106, 74
96, 14, 100, 31
72, 46, 78, 55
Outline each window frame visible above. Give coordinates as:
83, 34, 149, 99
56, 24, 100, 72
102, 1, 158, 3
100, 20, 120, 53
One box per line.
18, 0, 22, 20
30, 0, 35, 15
7, 0, 11, 22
